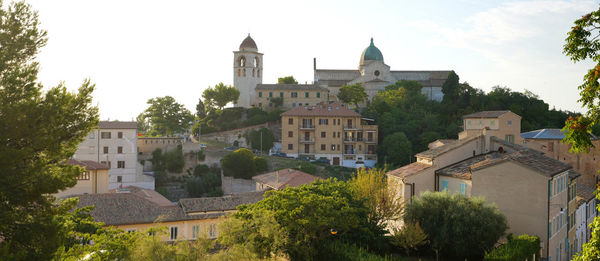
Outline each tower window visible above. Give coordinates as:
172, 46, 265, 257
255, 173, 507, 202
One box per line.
254, 57, 259, 67
252, 69, 255, 77
374, 70, 380, 76
243, 69, 246, 77
239, 56, 246, 67
238, 69, 241, 77
257, 69, 260, 77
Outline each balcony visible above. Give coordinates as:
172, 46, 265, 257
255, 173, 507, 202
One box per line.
365, 138, 377, 143
343, 138, 357, 143
299, 124, 315, 130
343, 125, 361, 130
343, 150, 356, 155
299, 138, 315, 143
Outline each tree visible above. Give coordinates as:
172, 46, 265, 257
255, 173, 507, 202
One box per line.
563, 9, 600, 261
136, 112, 150, 135
248, 127, 274, 153
390, 222, 428, 256
0, 1, 100, 259
338, 83, 367, 108
277, 76, 298, 84
140, 96, 194, 136
221, 148, 256, 179
404, 192, 507, 260
202, 82, 240, 111
380, 132, 412, 167
270, 96, 283, 108
196, 98, 206, 119
349, 168, 403, 227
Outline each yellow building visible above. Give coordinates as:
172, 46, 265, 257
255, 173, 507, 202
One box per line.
254, 84, 329, 110
54, 159, 110, 198
75, 187, 264, 241
280, 101, 377, 168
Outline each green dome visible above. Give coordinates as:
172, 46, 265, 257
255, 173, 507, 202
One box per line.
360, 38, 384, 64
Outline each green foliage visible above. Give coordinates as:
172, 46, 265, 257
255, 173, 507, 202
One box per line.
404, 191, 508, 260
249, 127, 274, 153
222, 148, 257, 179
155, 186, 168, 198
485, 234, 540, 261
151, 146, 185, 173
390, 222, 428, 256
572, 190, 600, 261
316, 241, 397, 261
292, 161, 318, 175
193, 164, 210, 176
186, 165, 221, 197
196, 98, 206, 119
0, 1, 101, 259
277, 76, 298, 84
380, 132, 412, 167
140, 96, 194, 136
338, 83, 367, 108
253, 156, 268, 173
202, 82, 240, 111
270, 96, 284, 108
350, 168, 403, 227
227, 179, 387, 260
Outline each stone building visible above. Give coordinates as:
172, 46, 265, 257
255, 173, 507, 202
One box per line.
254, 84, 328, 110
280, 101, 378, 168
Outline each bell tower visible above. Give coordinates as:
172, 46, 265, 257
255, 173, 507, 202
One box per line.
233, 34, 263, 107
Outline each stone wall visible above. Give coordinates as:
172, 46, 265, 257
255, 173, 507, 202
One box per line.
199, 121, 281, 147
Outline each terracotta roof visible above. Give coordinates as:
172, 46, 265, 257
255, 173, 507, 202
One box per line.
109, 186, 174, 207
417, 135, 482, 159
568, 169, 582, 181
436, 153, 503, 180
428, 139, 457, 149
280, 101, 361, 117
256, 84, 328, 91
98, 121, 137, 129
470, 150, 572, 177
67, 159, 109, 170
179, 191, 264, 214
463, 111, 513, 119
387, 162, 431, 179
252, 168, 319, 190
576, 183, 597, 205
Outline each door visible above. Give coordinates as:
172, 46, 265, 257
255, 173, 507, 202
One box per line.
333, 157, 340, 166
304, 144, 310, 153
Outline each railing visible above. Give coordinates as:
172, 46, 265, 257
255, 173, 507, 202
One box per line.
343, 125, 360, 130
299, 124, 315, 129
344, 150, 356, 155
343, 138, 356, 142
365, 138, 376, 143
299, 138, 315, 143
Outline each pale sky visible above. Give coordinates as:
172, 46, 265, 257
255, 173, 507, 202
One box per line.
24, 0, 599, 121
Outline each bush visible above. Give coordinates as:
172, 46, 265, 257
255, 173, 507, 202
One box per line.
186, 171, 222, 197
253, 156, 268, 173
154, 171, 167, 187
316, 241, 395, 261
485, 234, 541, 261
222, 148, 256, 179
248, 127, 274, 153
193, 164, 210, 177
151, 146, 185, 173
155, 186, 168, 198
292, 161, 317, 175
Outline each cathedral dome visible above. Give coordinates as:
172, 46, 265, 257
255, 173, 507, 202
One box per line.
360, 38, 384, 65
239, 34, 258, 51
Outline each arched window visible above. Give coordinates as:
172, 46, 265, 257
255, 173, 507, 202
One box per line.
243, 69, 246, 77
254, 57, 259, 67
238, 68, 241, 77
257, 69, 261, 77
239, 56, 246, 67
252, 68, 255, 77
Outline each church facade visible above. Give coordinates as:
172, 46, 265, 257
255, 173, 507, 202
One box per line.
232, 35, 451, 108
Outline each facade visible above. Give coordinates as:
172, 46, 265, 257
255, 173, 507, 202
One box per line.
574, 182, 597, 256
254, 84, 328, 110
233, 34, 263, 108
460, 110, 523, 144
54, 159, 110, 198
137, 137, 184, 155
314, 38, 451, 101
252, 168, 319, 191
522, 128, 600, 185
280, 101, 377, 168
73, 121, 154, 190
76, 188, 264, 241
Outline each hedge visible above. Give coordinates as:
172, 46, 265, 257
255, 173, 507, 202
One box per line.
485, 234, 541, 261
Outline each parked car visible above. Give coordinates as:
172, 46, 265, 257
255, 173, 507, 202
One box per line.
224, 146, 238, 151
199, 143, 207, 150
311, 157, 330, 164
272, 152, 287, 157
297, 156, 311, 161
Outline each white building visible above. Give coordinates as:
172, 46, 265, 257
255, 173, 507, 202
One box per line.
73, 121, 154, 190
233, 34, 263, 108
574, 183, 597, 255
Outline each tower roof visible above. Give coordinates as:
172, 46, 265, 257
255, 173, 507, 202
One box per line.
239, 34, 258, 51
360, 38, 384, 65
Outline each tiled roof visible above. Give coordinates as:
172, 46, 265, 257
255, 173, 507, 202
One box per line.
67, 159, 109, 170
568, 169, 582, 181
256, 84, 328, 91
470, 150, 571, 177
436, 153, 501, 180
576, 183, 597, 205
110, 186, 174, 207
280, 102, 361, 117
99, 121, 137, 129
179, 191, 264, 214
387, 162, 431, 178
463, 111, 512, 119
252, 168, 319, 190
416, 135, 482, 159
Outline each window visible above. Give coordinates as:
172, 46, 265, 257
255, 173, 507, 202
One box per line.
88, 132, 95, 139
258, 92, 262, 97
280, 92, 283, 98
101, 161, 111, 168
321, 144, 326, 150
441, 180, 448, 192
209, 224, 216, 238
507, 120, 512, 126
170, 227, 178, 241
460, 183, 466, 195
331, 144, 336, 150
317, 92, 321, 98
305, 92, 309, 98
118, 132, 123, 138
291, 92, 298, 98
118, 146, 123, 154
269, 92, 273, 97
258, 103, 262, 107
288, 144, 293, 150
292, 103, 296, 107
103, 146, 109, 154
319, 119, 328, 125
549, 220, 552, 237
490, 120, 495, 126
118, 161, 125, 168
332, 132, 336, 138
101, 132, 111, 139
505, 134, 514, 143
288, 131, 293, 137
288, 118, 293, 125
243, 69, 246, 77
77, 171, 90, 180
192, 225, 199, 239
321, 132, 326, 138
117, 175, 122, 182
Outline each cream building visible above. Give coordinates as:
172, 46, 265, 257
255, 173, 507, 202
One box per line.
280, 101, 377, 168
460, 110, 522, 144
254, 84, 328, 110
54, 159, 110, 198
75, 188, 264, 241
74, 121, 154, 190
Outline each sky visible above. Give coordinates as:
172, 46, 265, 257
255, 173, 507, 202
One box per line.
22, 0, 600, 121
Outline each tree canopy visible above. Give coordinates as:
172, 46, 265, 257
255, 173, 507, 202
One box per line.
338, 83, 367, 108
202, 82, 240, 111
248, 127, 274, 153
139, 96, 193, 136
277, 76, 298, 84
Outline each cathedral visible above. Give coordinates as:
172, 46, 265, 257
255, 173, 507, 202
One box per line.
233, 35, 451, 108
